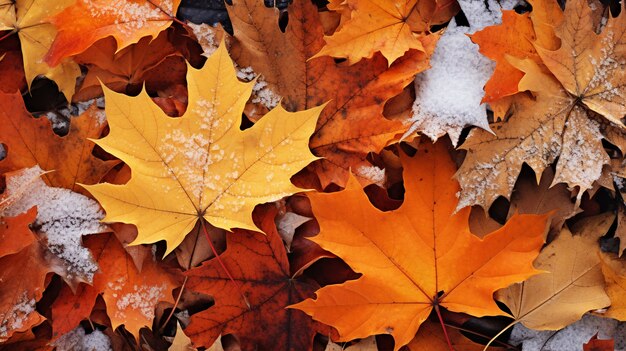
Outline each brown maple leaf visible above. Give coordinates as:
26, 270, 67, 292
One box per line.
184, 206, 328, 351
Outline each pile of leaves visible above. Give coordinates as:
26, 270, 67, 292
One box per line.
1, 0, 626, 350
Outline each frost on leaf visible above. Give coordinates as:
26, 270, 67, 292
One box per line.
52, 326, 112, 351
456, 0, 626, 209
0, 292, 36, 340
407, 0, 517, 145
3, 166, 107, 285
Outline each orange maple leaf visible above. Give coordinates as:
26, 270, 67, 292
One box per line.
291, 141, 550, 350
45, 0, 181, 66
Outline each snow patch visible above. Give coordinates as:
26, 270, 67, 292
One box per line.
188, 23, 220, 57
355, 165, 386, 186
0, 292, 36, 338
510, 314, 626, 351
53, 326, 112, 351
3, 166, 107, 283
112, 284, 167, 320
408, 0, 516, 145
236, 66, 281, 110
83, 0, 174, 35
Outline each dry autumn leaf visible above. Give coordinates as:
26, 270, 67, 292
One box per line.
600, 252, 626, 320
457, 0, 626, 209
185, 206, 327, 351
84, 41, 323, 253
314, 0, 458, 65
45, 0, 181, 66
291, 141, 550, 350
407, 320, 485, 351
227, 0, 437, 188
0, 0, 80, 99
0, 92, 115, 192
496, 213, 612, 330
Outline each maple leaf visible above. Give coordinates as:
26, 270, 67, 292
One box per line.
227, 0, 437, 188
496, 213, 612, 330
0, 92, 115, 192
45, 0, 181, 67
184, 206, 327, 350
84, 42, 323, 253
0, 207, 36, 258
457, 0, 626, 209
291, 141, 550, 350
0, 0, 80, 100
51, 233, 179, 339
313, 0, 458, 65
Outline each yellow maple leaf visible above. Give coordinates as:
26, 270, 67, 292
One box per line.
84, 42, 323, 254
0, 0, 80, 100
314, 0, 457, 65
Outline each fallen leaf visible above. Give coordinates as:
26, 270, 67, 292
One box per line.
470, 10, 538, 102
583, 333, 615, 351
0, 34, 26, 93
313, 0, 457, 64
600, 251, 626, 320
45, 0, 181, 66
49, 282, 99, 340
84, 42, 322, 253
0, 0, 80, 99
169, 322, 196, 351
0, 207, 36, 258
291, 140, 549, 350
0, 92, 115, 192
457, 57, 611, 209
275, 211, 311, 252
185, 206, 327, 350
227, 0, 436, 188
496, 213, 612, 330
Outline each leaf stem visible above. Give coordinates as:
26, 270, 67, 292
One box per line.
444, 323, 519, 350
159, 275, 188, 334
482, 320, 519, 351
435, 304, 456, 351
0, 30, 16, 43
146, 0, 191, 30
200, 219, 251, 310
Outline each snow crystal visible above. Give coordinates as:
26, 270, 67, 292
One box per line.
83, 0, 174, 35
3, 166, 107, 283
587, 31, 624, 100
0, 292, 36, 338
53, 326, 112, 351
188, 23, 220, 57
236, 66, 281, 110
510, 314, 626, 351
113, 284, 167, 320
74, 98, 107, 125
355, 165, 386, 186
408, 0, 517, 145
